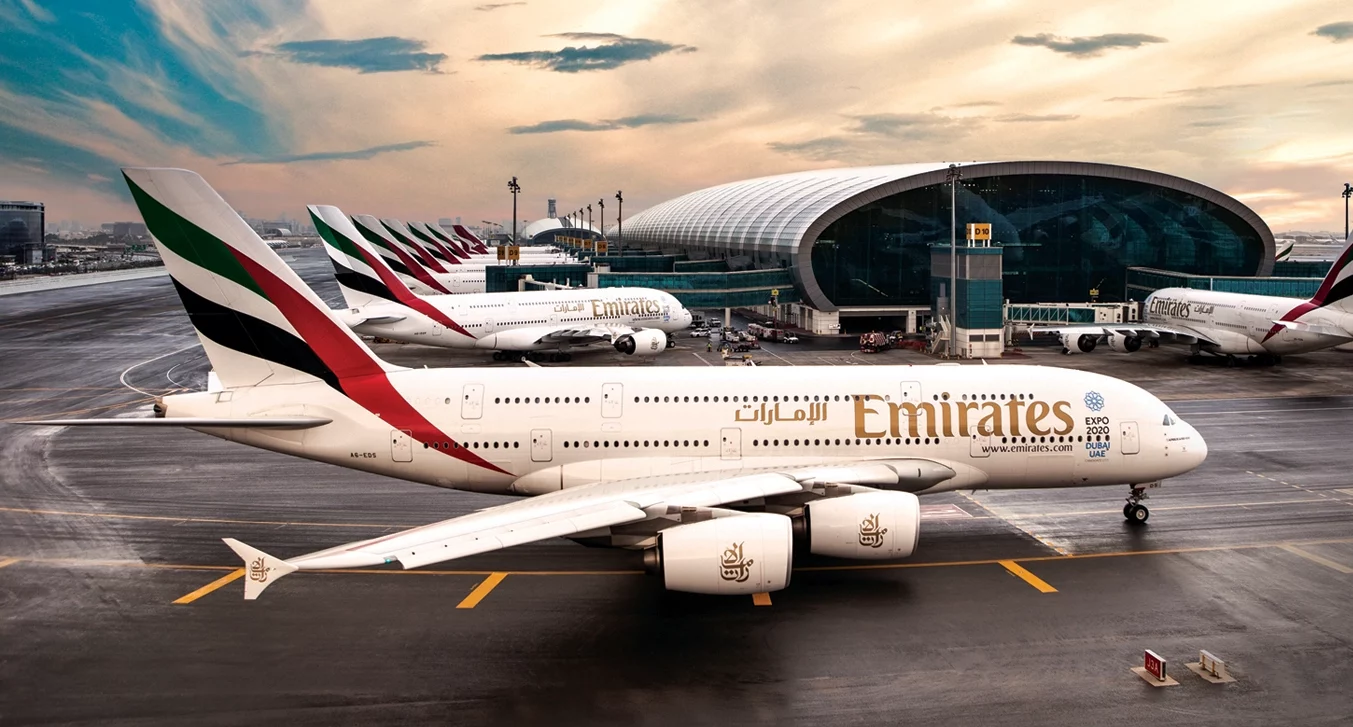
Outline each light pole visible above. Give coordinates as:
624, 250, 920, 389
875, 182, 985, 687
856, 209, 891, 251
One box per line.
1343, 183, 1351, 241
615, 190, 624, 251
507, 177, 520, 244
946, 164, 961, 357
598, 198, 605, 239
587, 204, 593, 236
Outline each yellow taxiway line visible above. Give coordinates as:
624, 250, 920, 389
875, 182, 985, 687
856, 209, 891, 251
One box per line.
0, 557, 19, 569
1278, 544, 1353, 574
999, 560, 1057, 593
752, 592, 773, 606
172, 568, 244, 604
456, 572, 509, 609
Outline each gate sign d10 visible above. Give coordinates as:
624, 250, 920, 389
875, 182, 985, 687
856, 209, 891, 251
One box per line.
966, 223, 991, 241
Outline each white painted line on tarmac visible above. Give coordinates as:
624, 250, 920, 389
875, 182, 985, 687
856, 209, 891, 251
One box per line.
1279, 544, 1353, 574
119, 344, 202, 397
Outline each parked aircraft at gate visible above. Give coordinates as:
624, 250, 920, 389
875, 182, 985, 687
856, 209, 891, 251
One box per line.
1035, 235, 1353, 361
310, 205, 688, 360
24, 169, 1207, 602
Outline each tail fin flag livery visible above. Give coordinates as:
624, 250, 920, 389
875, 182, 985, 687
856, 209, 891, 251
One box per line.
452, 224, 490, 253
382, 219, 450, 273
121, 167, 402, 390
122, 168, 506, 474
350, 215, 454, 294
406, 221, 462, 265
1308, 233, 1353, 314
426, 223, 471, 259
309, 206, 473, 338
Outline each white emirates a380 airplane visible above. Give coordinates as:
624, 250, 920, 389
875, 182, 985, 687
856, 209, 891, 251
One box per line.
1035, 235, 1353, 362
308, 204, 690, 361
25, 169, 1207, 601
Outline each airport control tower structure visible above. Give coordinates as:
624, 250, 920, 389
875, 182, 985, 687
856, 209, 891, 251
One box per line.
547, 198, 557, 219
931, 230, 1003, 358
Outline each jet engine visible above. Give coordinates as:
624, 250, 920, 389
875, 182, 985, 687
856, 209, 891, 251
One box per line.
1059, 332, 1098, 354
1106, 332, 1143, 353
797, 491, 921, 560
642, 513, 793, 595
614, 328, 668, 356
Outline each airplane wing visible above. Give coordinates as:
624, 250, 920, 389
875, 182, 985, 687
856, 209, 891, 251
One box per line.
473, 324, 639, 349
222, 460, 956, 599
1028, 323, 1221, 346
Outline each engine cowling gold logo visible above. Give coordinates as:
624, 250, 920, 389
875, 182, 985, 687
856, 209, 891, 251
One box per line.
858, 513, 888, 548
719, 541, 754, 582
249, 557, 272, 583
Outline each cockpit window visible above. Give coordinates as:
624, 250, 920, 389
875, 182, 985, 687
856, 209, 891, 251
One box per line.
1162, 414, 1175, 426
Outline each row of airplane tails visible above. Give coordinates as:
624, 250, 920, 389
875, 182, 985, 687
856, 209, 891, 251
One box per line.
19, 168, 1208, 603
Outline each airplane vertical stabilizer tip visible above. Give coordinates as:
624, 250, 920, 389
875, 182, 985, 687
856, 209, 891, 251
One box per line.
222, 538, 298, 600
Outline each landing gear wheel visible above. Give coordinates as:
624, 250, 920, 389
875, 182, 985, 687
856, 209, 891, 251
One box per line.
1125, 504, 1150, 524
492, 351, 504, 362
1123, 503, 1133, 518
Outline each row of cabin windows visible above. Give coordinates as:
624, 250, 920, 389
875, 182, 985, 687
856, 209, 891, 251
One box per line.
633, 394, 877, 404
748, 434, 1110, 447
426, 441, 519, 450
496, 396, 592, 404
563, 439, 711, 449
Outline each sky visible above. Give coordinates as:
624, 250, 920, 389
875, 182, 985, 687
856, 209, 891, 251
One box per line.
2, 0, 1352, 233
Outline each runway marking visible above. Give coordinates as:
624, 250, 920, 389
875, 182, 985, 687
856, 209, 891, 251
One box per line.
1278, 545, 1353, 574
960, 491, 1069, 556
119, 343, 202, 398
2, 396, 158, 423
691, 352, 713, 366
752, 592, 772, 606
457, 572, 509, 608
0, 505, 417, 530
0, 557, 19, 569
758, 348, 794, 366
999, 560, 1058, 593
173, 568, 244, 604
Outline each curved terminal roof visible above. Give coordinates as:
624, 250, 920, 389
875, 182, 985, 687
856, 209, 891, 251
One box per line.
621, 162, 1275, 311
521, 217, 600, 240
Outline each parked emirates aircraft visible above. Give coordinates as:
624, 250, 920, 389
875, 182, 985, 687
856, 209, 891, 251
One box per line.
450, 223, 491, 253
1035, 235, 1353, 363
29, 169, 1207, 602
415, 221, 563, 263
350, 214, 485, 294
383, 219, 569, 271
309, 205, 688, 361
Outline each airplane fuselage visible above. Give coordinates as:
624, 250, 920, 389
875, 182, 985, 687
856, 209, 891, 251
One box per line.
168, 364, 1205, 498
1144, 287, 1353, 355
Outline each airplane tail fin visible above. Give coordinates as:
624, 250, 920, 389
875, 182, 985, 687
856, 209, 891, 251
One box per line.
1309, 233, 1353, 313
122, 167, 402, 390
452, 224, 490, 253
350, 215, 454, 294
222, 538, 298, 600
312, 208, 473, 337
426, 222, 471, 259
382, 219, 449, 273
406, 221, 461, 266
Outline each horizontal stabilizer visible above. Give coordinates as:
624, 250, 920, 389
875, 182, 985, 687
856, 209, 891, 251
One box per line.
222, 538, 299, 600
17, 417, 333, 429
1270, 319, 1353, 340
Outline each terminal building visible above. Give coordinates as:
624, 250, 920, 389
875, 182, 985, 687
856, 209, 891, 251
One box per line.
613, 162, 1275, 342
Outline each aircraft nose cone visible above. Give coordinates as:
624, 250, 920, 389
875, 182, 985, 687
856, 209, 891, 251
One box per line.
1181, 421, 1208, 470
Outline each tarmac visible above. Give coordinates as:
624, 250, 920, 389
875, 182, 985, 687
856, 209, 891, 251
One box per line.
2, 247, 1352, 725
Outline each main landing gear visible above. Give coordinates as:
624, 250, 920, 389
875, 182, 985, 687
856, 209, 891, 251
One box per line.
1123, 484, 1151, 525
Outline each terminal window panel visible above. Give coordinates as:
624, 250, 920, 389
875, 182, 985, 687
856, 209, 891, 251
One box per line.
810, 174, 1262, 307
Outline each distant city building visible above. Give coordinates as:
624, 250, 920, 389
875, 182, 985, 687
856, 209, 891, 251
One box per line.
0, 200, 44, 262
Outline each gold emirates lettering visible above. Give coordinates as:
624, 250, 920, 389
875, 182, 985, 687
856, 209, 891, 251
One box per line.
591, 299, 661, 317
852, 394, 1074, 439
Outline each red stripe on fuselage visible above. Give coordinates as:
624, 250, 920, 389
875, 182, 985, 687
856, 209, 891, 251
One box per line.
1263, 300, 1318, 342
229, 249, 508, 475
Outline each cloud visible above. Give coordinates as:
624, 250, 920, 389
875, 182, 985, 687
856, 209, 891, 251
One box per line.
766, 137, 856, 162
1314, 22, 1353, 42
476, 2, 525, 10
849, 113, 964, 139
1104, 96, 1153, 102
477, 32, 696, 73
995, 113, 1080, 122
255, 37, 447, 74
1011, 32, 1167, 57
507, 113, 697, 134
222, 140, 435, 165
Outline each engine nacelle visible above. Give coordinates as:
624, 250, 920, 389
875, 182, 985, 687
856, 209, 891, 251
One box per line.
615, 328, 668, 356
800, 491, 921, 560
1059, 332, 1098, 354
644, 513, 793, 595
1106, 332, 1142, 353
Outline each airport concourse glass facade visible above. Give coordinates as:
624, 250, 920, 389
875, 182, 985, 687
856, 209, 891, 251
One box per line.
0, 202, 44, 258
810, 175, 1264, 306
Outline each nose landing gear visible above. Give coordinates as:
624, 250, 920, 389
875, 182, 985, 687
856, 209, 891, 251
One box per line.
1124, 484, 1154, 524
